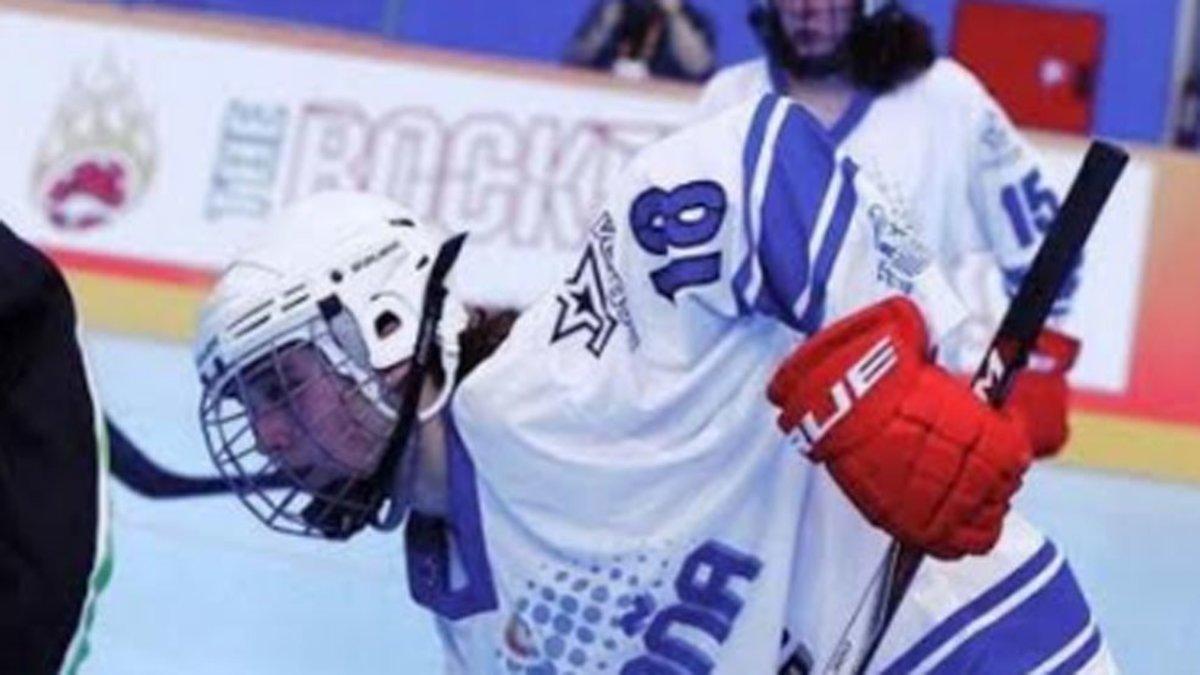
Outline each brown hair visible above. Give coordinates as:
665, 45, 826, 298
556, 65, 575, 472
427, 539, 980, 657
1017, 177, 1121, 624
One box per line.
456, 308, 520, 381
845, 6, 936, 93
751, 3, 936, 93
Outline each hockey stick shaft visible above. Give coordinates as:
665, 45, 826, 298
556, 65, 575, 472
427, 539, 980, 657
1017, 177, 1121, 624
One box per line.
107, 416, 289, 498
850, 140, 1129, 674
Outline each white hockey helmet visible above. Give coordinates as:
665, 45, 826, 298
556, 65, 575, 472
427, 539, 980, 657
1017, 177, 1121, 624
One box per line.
194, 190, 468, 538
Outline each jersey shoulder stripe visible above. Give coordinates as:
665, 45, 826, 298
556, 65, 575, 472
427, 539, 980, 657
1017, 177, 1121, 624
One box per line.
406, 412, 498, 620
732, 95, 850, 331
882, 540, 1058, 673
733, 93, 788, 315
752, 103, 834, 327
882, 540, 1104, 674
927, 555, 1094, 673
794, 158, 859, 333
1047, 625, 1106, 674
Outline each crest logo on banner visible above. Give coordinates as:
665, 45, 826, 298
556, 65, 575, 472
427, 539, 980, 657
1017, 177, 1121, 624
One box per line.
31, 54, 157, 230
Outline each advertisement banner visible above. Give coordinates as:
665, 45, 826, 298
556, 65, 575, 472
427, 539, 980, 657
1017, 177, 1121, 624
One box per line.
0, 3, 683, 308
0, 1, 1195, 484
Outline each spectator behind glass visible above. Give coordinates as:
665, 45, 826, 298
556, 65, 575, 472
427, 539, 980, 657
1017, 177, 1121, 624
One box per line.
565, 0, 716, 83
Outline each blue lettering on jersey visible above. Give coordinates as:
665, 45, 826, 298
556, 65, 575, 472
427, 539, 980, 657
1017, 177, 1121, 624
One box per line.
998, 168, 1077, 311
621, 541, 762, 674
1000, 169, 1059, 247
630, 181, 727, 302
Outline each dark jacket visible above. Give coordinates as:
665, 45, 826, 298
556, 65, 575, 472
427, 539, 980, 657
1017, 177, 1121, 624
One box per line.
0, 222, 104, 674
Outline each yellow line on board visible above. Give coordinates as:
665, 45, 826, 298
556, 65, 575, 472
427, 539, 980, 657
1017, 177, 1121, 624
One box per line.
1062, 412, 1200, 484
64, 269, 210, 343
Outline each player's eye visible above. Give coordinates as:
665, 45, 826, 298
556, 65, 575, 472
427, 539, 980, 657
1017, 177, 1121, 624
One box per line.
243, 371, 288, 409
278, 366, 310, 391
262, 380, 287, 405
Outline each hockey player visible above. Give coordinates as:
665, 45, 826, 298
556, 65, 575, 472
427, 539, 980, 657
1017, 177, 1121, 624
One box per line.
696, 0, 1081, 461
0, 223, 112, 674
194, 94, 1111, 673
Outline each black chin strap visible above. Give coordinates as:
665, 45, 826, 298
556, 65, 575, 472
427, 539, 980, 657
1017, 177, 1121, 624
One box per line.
298, 233, 469, 540
366, 232, 468, 528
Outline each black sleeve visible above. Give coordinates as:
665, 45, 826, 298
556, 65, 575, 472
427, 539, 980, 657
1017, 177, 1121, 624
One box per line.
0, 222, 102, 674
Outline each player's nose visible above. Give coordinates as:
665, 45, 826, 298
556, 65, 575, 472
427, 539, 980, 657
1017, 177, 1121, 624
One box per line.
250, 408, 296, 456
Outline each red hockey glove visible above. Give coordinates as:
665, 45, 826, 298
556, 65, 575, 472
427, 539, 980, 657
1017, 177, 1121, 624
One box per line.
1004, 329, 1081, 459
767, 297, 1033, 560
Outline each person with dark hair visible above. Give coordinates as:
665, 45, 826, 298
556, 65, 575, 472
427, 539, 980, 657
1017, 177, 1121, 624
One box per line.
692, 2, 1098, 670
748, 0, 935, 93
697, 0, 1083, 465
191, 117, 1113, 669
0, 222, 111, 674
565, 0, 716, 82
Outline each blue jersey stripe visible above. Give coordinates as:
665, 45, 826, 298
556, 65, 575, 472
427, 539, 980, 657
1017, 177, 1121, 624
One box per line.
771, 74, 875, 148
881, 541, 1058, 674
733, 94, 782, 314
752, 106, 834, 329
927, 560, 1092, 674
405, 411, 498, 620
1049, 627, 1103, 675
797, 158, 860, 333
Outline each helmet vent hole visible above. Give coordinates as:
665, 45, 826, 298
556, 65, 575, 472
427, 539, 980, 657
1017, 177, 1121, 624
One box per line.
330, 270, 344, 283
230, 304, 272, 337
389, 217, 415, 228
416, 255, 430, 271
280, 293, 310, 312
375, 311, 402, 339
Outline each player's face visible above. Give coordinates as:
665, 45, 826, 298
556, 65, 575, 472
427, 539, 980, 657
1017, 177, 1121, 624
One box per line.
240, 343, 395, 492
773, 0, 857, 59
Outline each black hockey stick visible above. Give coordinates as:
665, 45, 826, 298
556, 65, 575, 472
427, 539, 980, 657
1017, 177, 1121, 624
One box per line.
107, 416, 289, 498
850, 140, 1129, 674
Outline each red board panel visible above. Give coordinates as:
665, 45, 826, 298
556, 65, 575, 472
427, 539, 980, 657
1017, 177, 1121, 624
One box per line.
954, 1, 1104, 134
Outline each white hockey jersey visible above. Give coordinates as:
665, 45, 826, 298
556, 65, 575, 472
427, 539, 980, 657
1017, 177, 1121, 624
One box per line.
694, 58, 1077, 371
402, 94, 1111, 674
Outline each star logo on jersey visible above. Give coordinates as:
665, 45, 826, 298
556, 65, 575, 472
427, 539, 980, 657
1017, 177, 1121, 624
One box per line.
551, 245, 618, 358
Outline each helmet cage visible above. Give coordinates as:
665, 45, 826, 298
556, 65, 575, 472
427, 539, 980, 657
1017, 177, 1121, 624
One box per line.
199, 311, 400, 538
194, 193, 469, 539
